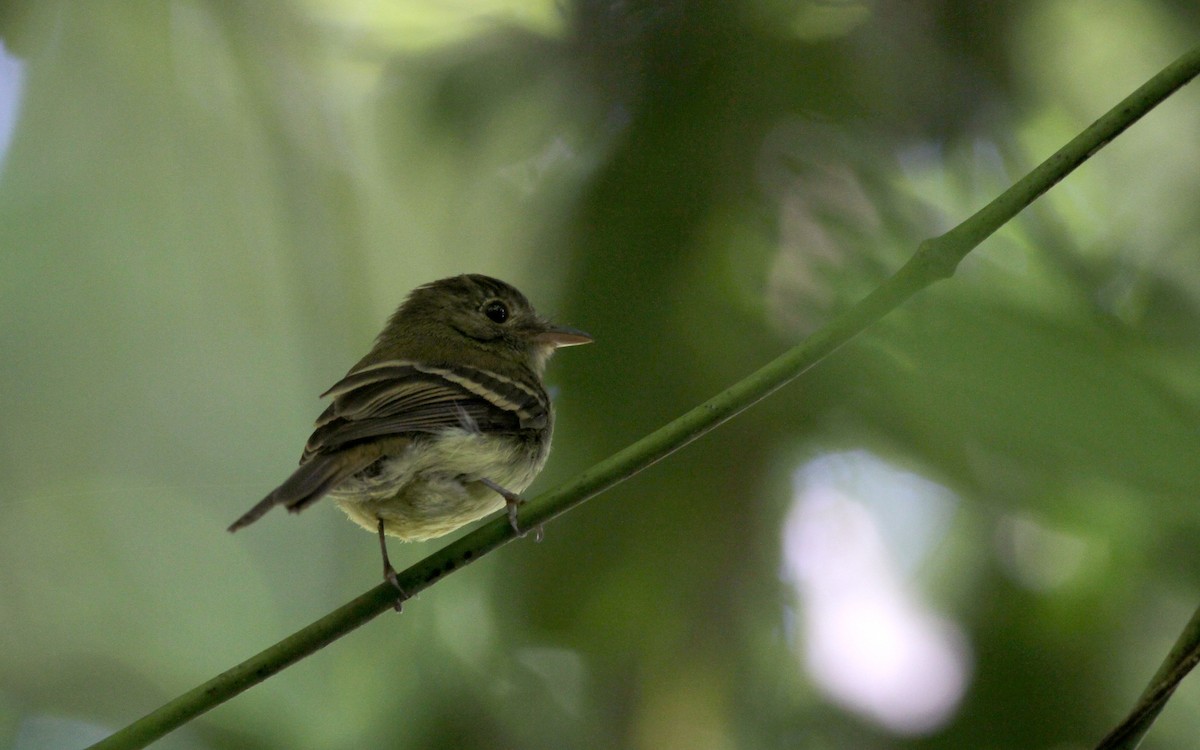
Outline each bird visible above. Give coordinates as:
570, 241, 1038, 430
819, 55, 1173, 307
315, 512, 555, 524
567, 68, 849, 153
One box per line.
227, 274, 591, 601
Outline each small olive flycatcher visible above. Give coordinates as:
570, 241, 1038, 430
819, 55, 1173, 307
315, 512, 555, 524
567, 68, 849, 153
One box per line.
228, 274, 591, 599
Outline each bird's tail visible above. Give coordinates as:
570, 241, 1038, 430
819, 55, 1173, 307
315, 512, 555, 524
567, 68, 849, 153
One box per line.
227, 452, 378, 532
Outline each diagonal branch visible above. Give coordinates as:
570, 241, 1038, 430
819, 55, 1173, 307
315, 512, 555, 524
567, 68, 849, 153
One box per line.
86, 43, 1200, 750
1093, 604, 1200, 750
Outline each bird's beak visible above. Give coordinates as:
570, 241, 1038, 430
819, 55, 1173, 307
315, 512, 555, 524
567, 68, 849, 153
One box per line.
535, 323, 593, 348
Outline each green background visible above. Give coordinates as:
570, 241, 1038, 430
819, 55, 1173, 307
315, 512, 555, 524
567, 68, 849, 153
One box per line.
2, 1, 1200, 748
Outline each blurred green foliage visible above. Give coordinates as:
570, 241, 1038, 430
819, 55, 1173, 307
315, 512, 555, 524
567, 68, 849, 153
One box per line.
2, 1, 1200, 749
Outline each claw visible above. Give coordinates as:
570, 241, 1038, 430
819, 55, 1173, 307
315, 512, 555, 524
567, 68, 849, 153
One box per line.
479, 478, 530, 538
506, 497, 524, 535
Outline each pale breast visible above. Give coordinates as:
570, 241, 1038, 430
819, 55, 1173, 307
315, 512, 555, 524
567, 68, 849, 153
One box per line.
330, 427, 550, 540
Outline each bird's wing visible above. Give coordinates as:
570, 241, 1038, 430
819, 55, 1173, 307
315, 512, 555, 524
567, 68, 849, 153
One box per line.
301, 359, 548, 459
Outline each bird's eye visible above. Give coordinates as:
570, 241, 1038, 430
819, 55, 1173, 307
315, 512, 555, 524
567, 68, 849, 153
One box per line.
483, 300, 509, 323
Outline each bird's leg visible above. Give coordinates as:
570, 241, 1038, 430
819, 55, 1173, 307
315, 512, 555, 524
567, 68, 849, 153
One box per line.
479, 478, 543, 541
377, 518, 408, 612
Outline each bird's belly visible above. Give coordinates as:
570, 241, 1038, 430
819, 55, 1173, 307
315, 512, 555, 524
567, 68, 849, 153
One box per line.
329, 429, 545, 541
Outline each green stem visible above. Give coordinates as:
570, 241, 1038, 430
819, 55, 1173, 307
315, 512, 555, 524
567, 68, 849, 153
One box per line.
86, 42, 1200, 750
1093, 604, 1200, 750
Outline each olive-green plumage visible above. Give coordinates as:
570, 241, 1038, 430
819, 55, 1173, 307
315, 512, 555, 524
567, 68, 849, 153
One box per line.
228, 274, 591, 575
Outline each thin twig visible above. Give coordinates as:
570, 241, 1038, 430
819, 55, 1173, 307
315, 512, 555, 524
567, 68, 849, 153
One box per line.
1094, 604, 1200, 750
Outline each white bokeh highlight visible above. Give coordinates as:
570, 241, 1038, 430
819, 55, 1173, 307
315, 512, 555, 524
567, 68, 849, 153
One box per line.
783, 451, 970, 735
0, 40, 24, 172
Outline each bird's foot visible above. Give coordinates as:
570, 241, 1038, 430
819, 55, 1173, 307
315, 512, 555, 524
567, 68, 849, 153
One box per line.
479, 478, 539, 539
378, 519, 408, 613
383, 562, 408, 613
